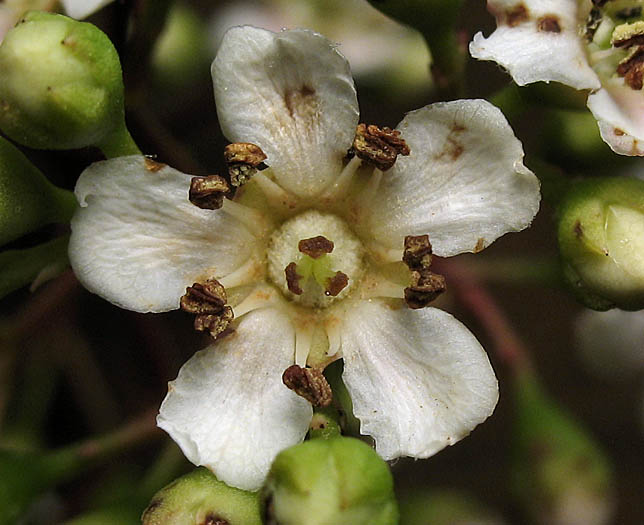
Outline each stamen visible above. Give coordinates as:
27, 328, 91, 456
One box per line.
617, 46, 644, 89
298, 236, 334, 259
320, 155, 362, 201
282, 365, 332, 407
325, 271, 349, 296
350, 123, 410, 171
218, 258, 262, 289
189, 175, 230, 210
253, 170, 299, 209
220, 199, 269, 235
232, 285, 280, 318
295, 323, 314, 367
404, 270, 447, 309
180, 279, 227, 314
325, 322, 342, 357
358, 167, 384, 207
611, 20, 644, 48
401, 234, 447, 308
224, 142, 267, 187
194, 307, 234, 338
180, 279, 234, 339
285, 262, 303, 295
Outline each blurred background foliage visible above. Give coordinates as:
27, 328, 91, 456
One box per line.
0, 0, 642, 523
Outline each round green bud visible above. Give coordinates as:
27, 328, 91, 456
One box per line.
141, 468, 261, 525
0, 11, 130, 153
558, 177, 644, 310
261, 437, 398, 525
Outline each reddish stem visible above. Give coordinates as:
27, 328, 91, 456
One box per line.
436, 258, 532, 373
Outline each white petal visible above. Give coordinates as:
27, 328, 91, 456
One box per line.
157, 307, 311, 491
61, 0, 113, 19
212, 26, 359, 197
588, 86, 644, 156
341, 300, 498, 460
69, 156, 258, 313
469, 1, 600, 90
367, 100, 540, 256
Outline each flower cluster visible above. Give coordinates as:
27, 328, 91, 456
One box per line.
471, 0, 644, 155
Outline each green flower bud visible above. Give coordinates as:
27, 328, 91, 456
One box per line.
558, 177, 644, 310
0, 135, 75, 246
261, 437, 398, 525
0, 11, 139, 156
142, 468, 262, 525
512, 372, 614, 525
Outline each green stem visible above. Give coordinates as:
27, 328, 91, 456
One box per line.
0, 235, 70, 300
97, 122, 142, 158
48, 408, 160, 481
139, 442, 187, 497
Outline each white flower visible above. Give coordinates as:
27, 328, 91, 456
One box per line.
69, 26, 540, 491
61, 0, 113, 19
470, 0, 644, 156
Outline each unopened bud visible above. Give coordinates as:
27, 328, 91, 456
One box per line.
558, 177, 644, 310
0, 12, 135, 155
260, 437, 398, 525
142, 468, 261, 525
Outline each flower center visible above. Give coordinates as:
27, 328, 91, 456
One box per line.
266, 210, 365, 308
585, 1, 644, 90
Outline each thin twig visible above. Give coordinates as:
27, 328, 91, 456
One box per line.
436, 258, 532, 372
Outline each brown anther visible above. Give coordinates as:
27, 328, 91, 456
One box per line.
285, 262, 303, 295
611, 21, 644, 48
298, 236, 334, 259
224, 143, 267, 187
404, 270, 447, 309
402, 235, 433, 270
144, 157, 166, 172
325, 271, 349, 297
617, 46, 644, 89
282, 365, 332, 407
180, 279, 227, 314
189, 175, 230, 210
351, 123, 410, 171
194, 306, 234, 339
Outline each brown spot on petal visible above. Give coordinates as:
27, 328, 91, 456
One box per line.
144, 157, 166, 172
298, 236, 334, 259
537, 15, 561, 33
614, 128, 626, 136
282, 365, 332, 407
284, 85, 318, 119
325, 271, 349, 296
285, 262, 303, 295
474, 238, 486, 253
506, 4, 529, 27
